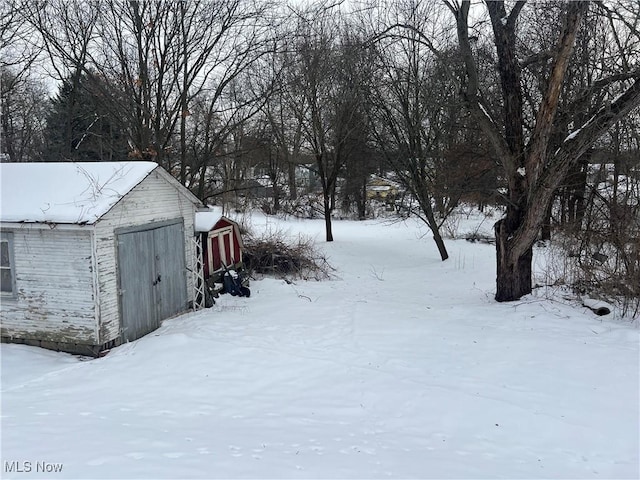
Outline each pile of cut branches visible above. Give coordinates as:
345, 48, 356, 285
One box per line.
243, 230, 333, 281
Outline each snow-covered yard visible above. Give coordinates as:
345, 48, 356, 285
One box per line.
1, 213, 638, 479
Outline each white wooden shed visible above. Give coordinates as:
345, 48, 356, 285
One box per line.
0, 161, 202, 355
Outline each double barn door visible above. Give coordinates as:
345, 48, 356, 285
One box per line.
117, 220, 187, 342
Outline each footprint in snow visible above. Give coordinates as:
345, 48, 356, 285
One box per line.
310, 446, 324, 455
125, 452, 145, 460
163, 452, 184, 459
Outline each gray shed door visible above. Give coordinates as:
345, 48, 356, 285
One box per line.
118, 221, 187, 343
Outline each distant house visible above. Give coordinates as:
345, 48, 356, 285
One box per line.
366, 175, 401, 202
238, 178, 273, 199
0, 162, 202, 356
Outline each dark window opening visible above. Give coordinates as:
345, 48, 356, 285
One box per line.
1, 234, 15, 295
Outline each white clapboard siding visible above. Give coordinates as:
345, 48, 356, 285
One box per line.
0, 228, 98, 344
94, 169, 196, 343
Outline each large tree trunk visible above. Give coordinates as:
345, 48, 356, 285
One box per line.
412, 184, 450, 261
447, 0, 640, 302
422, 198, 449, 261
323, 193, 334, 242
272, 181, 281, 213
495, 218, 533, 301
432, 228, 449, 262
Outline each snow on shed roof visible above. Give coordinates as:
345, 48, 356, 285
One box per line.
194, 206, 229, 233
0, 162, 158, 224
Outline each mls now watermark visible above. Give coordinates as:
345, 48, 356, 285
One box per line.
4, 461, 64, 474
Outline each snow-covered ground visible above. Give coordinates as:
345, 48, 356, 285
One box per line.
1, 212, 639, 479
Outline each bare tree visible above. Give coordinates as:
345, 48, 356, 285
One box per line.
0, 67, 48, 162
1, 0, 43, 82
22, 0, 272, 176
184, 75, 267, 205
171, 0, 274, 183
248, 32, 307, 204
1, 0, 45, 163
290, 3, 371, 241
19, 0, 100, 160
445, 0, 640, 301
365, 0, 453, 260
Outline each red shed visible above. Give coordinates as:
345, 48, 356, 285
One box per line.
195, 210, 244, 279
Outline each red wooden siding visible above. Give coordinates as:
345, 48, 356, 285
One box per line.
202, 217, 243, 279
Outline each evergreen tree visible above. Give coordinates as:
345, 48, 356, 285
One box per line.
44, 73, 128, 162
